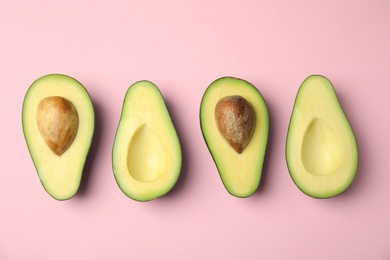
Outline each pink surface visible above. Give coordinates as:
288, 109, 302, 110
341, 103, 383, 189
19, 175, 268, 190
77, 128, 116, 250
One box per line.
1, 0, 390, 259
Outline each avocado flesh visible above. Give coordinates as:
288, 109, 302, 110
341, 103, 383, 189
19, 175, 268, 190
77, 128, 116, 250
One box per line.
200, 77, 269, 197
112, 81, 182, 202
286, 75, 358, 198
22, 74, 95, 200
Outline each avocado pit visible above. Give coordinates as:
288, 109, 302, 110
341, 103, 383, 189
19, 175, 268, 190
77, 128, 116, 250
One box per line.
215, 95, 256, 154
36, 96, 79, 156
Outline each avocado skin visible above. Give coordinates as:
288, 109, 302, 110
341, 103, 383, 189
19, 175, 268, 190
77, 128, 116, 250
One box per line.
285, 75, 358, 199
22, 74, 95, 200
112, 80, 182, 202
200, 76, 269, 198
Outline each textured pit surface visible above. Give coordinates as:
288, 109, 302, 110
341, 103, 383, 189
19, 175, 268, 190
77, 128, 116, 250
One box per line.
215, 95, 256, 154
36, 96, 79, 156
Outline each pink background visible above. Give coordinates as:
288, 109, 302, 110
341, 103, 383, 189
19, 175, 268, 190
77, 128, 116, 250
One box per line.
1, 0, 390, 259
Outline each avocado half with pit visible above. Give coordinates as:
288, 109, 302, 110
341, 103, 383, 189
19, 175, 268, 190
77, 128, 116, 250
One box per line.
22, 74, 95, 200
112, 81, 182, 202
200, 77, 269, 197
286, 75, 358, 198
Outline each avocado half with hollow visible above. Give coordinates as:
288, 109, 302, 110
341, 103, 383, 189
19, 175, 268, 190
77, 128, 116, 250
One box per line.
112, 81, 182, 202
286, 75, 358, 198
22, 74, 95, 200
200, 77, 269, 197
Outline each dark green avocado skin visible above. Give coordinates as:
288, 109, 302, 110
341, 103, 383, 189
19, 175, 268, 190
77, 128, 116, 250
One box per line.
200, 76, 269, 198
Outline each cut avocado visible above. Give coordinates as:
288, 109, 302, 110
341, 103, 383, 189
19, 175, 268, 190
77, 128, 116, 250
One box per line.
112, 81, 182, 202
200, 77, 269, 197
286, 75, 358, 198
22, 74, 95, 200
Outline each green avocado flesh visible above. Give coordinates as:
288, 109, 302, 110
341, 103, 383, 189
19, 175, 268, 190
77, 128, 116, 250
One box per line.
112, 81, 182, 202
22, 74, 95, 200
286, 75, 358, 198
200, 77, 269, 197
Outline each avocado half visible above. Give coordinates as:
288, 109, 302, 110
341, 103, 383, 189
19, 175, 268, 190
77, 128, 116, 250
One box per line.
200, 77, 269, 197
22, 74, 95, 200
112, 81, 182, 202
286, 75, 358, 198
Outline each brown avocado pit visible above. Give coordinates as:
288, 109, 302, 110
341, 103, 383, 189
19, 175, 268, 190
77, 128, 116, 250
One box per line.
215, 95, 256, 154
36, 96, 79, 156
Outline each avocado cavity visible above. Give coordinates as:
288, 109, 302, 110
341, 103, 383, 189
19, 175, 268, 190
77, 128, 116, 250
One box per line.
127, 124, 167, 183
301, 118, 344, 176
